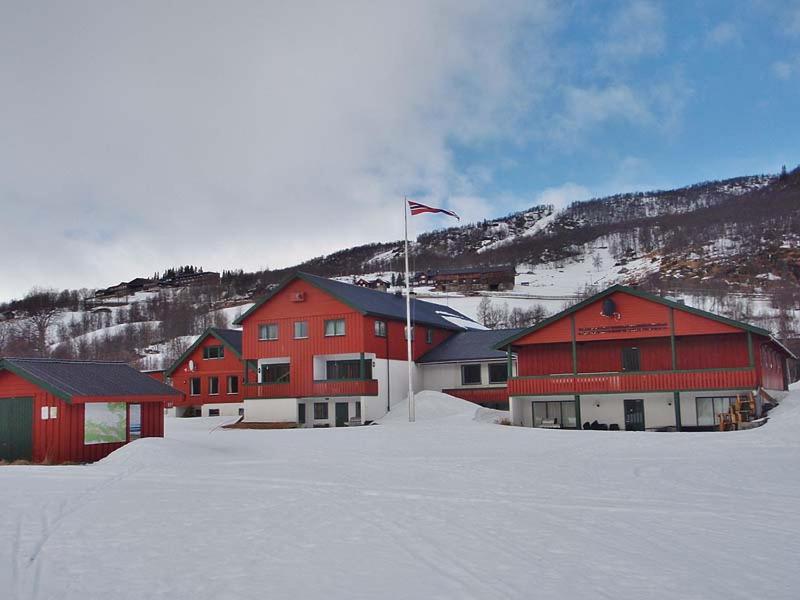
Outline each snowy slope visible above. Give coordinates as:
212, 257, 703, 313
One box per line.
2, 392, 800, 599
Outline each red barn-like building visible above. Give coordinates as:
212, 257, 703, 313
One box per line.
0, 358, 179, 463
496, 285, 795, 431
233, 272, 484, 427
165, 328, 248, 417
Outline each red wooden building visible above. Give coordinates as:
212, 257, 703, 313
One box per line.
0, 358, 180, 463
233, 272, 483, 427
165, 328, 247, 417
495, 285, 795, 431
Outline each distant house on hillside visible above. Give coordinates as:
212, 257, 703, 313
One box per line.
355, 277, 390, 292
160, 271, 220, 288
430, 265, 516, 292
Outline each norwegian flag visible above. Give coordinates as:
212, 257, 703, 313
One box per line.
407, 200, 460, 220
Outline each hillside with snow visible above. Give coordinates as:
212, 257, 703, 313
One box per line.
2, 390, 800, 599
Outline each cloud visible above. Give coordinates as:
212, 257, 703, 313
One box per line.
0, 1, 559, 300
532, 183, 592, 211
706, 22, 740, 46
771, 57, 800, 79
595, 0, 665, 67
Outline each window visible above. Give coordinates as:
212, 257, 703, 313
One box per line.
129, 404, 141, 440
238, 408, 244, 416
374, 320, 387, 337
622, 347, 641, 371
355, 401, 361, 419
696, 396, 736, 427
324, 319, 346, 336
227, 375, 239, 394
426, 328, 433, 344
532, 401, 577, 429
404, 326, 414, 341
259, 323, 279, 340
314, 402, 329, 420
294, 321, 308, 339
190, 377, 201, 396
208, 376, 219, 395
461, 364, 482, 385
202, 345, 224, 359
208, 408, 220, 417
488, 363, 508, 384
298, 403, 306, 424
326, 359, 372, 380
260, 363, 291, 383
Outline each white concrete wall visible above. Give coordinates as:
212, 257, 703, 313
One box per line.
200, 402, 244, 418
420, 361, 511, 392
370, 358, 421, 421
243, 397, 298, 423
297, 397, 365, 428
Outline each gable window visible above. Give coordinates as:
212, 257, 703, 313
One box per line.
259, 323, 279, 341
374, 320, 387, 337
208, 376, 219, 395
622, 347, 641, 372
294, 321, 308, 339
227, 375, 239, 394
324, 319, 346, 337
260, 363, 291, 384
461, 364, 482, 386
426, 328, 434, 344
326, 359, 372, 380
190, 377, 201, 396
488, 363, 508, 384
202, 345, 224, 359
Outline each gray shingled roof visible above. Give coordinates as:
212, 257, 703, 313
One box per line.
209, 328, 242, 354
0, 357, 182, 402
301, 273, 479, 330
417, 328, 524, 363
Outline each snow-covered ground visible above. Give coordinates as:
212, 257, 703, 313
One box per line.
2, 391, 800, 599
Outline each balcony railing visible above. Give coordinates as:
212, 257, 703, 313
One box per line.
508, 368, 758, 396
243, 379, 379, 399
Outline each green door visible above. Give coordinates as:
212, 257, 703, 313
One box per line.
335, 402, 349, 427
0, 397, 34, 462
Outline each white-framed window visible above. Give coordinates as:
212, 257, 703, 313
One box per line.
294, 321, 308, 339
374, 320, 387, 337
227, 375, 239, 394
488, 363, 508, 384
696, 396, 736, 427
314, 402, 329, 420
324, 319, 346, 337
190, 377, 201, 396
208, 376, 219, 395
259, 323, 279, 340
461, 364, 482, 385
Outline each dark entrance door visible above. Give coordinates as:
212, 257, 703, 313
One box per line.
0, 397, 34, 461
298, 403, 306, 426
335, 402, 349, 427
624, 399, 645, 431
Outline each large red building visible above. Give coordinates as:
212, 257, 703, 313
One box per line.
233, 272, 486, 427
165, 328, 247, 417
0, 358, 179, 463
496, 285, 795, 431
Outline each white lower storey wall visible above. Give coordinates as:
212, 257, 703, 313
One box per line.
243, 395, 387, 427
168, 403, 244, 418
511, 389, 755, 430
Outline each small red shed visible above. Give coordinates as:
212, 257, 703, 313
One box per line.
0, 357, 181, 464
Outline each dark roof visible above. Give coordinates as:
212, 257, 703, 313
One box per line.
432, 265, 515, 276
234, 272, 479, 331
164, 328, 243, 377
0, 357, 182, 402
493, 284, 797, 359
418, 328, 524, 363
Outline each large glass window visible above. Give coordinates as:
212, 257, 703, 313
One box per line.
294, 321, 308, 339
202, 345, 224, 359
208, 376, 219, 395
261, 363, 290, 383
488, 363, 508, 384
696, 396, 735, 426
532, 401, 576, 428
374, 320, 387, 337
190, 377, 201, 396
326, 359, 372, 380
324, 319, 346, 337
259, 323, 279, 340
461, 364, 482, 385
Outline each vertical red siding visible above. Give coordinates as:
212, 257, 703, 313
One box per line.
577, 338, 672, 372
675, 333, 750, 370
517, 342, 573, 375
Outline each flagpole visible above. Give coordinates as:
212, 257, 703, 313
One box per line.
404, 196, 415, 422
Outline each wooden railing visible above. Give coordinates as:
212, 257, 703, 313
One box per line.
508, 368, 758, 396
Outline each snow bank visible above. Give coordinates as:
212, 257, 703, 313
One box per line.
380, 390, 507, 424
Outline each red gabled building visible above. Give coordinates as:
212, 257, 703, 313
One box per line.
233, 272, 482, 427
0, 358, 179, 463
495, 285, 795, 431
165, 328, 248, 417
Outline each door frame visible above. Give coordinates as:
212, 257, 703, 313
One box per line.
623, 398, 645, 431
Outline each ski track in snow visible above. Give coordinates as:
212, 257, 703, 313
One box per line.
2, 391, 800, 599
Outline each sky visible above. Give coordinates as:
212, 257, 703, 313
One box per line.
0, 0, 798, 302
